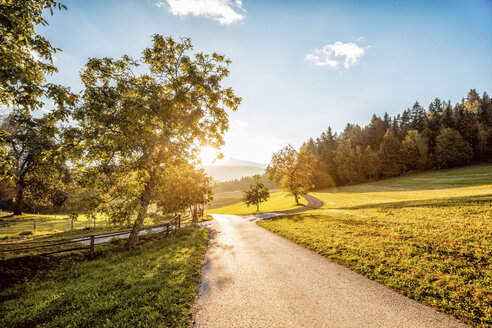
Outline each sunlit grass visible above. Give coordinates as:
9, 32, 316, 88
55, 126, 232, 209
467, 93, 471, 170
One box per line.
259, 164, 492, 327
208, 191, 305, 215
0, 225, 209, 328
0, 212, 110, 239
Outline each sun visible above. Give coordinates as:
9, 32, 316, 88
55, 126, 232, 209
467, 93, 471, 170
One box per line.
200, 146, 219, 165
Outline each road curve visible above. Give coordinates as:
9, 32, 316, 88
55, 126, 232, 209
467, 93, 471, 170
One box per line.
192, 214, 467, 328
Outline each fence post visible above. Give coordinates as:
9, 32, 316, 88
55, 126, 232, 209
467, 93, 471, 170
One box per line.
33, 219, 36, 232
178, 214, 181, 229
90, 235, 95, 259
166, 223, 169, 236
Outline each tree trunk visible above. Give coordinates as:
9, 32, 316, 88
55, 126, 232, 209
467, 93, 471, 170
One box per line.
256, 202, 259, 211
294, 193, 299, 205
126, 175, 154, 249
13, 182, 24, 215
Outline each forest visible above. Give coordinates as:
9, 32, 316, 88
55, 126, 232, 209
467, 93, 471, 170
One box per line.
301, 89, 492, 188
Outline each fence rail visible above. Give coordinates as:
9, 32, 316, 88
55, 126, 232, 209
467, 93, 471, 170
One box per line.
0, 214, 181, 259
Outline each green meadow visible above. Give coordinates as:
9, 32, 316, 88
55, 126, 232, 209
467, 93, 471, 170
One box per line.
208, 191, 305, 215
258, 164, 492, 327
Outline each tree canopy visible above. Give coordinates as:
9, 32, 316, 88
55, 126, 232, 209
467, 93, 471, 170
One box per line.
299, 89, 491, 188
0, 110, 68, 214
0, 0, 68, 111
266, 145, 316, 204
69, 35, 240, 247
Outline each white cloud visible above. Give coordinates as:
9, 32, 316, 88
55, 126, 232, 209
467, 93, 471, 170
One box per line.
305, 41, 367, 69
156, 0, 245, 24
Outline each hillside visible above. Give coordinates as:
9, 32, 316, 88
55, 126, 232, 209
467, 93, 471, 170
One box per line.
202, 165, 265, 182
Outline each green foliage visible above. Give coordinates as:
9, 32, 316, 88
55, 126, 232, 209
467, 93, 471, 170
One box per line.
400, 130, 430, 171
0, 110, 69, 214
156, 164, 214, 222
267, 145, 316, 204
378, 130, 401, 177
361, 145, 381, 180
70, 35, 240, 246
0, 0, 75, 112
260, 166, 492, 327
435, 128, 473, 168
334, 138, 358, 183
0, 225, 209, 327
243, 174, 270, 211
306, 89, 492, 188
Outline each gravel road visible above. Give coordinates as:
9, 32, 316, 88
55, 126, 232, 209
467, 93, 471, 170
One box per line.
192, 213, 467, 328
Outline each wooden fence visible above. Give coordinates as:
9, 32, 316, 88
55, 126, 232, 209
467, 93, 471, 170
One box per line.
0, 214, 181, 259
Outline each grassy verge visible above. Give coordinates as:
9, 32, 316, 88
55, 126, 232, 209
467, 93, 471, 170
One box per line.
208, 191, 305, 215
181, 214, 214, 224
0, 225, 209, 328
259, 164, 492, 327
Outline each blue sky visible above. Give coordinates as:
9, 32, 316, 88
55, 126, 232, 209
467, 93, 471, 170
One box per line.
40, 0, 492, 163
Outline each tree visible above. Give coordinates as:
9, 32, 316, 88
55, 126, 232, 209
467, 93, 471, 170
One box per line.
409, 101, 427, 132
243, 174, 270, 211
71, 35, 241, 248
266, 145, 316, 204
334, 139, 358, 184
361, 146, 381, 180
0, 110, 69, 214
435, 128, 473, 168
0, 0, 68, 111
400, 130, 430, 171
378, 130, 401, 177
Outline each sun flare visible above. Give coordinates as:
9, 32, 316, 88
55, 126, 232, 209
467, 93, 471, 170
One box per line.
200, 146, 219, 165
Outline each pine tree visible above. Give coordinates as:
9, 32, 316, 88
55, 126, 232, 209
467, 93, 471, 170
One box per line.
378, 130, 401, 177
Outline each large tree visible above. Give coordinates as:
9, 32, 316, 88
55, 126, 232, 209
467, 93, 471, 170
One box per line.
0, 110, 69, 214
267, 145, 316, 204
71, 35, 241, 248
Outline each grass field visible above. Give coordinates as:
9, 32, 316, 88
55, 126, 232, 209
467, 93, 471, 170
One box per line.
208, 191, 305, 215
0, 212, 110, 239
259, 164, 492, 327
0, 225, 209, 328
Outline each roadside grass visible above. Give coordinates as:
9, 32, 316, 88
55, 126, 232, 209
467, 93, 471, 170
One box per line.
0, 225, 209, 328
181, 214, 214, 224
259, 164, 492, 327
209, 191, 305, 215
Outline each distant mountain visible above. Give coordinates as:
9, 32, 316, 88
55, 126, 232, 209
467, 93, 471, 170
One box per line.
202, 165, 265, 182
212, 157, 267, 169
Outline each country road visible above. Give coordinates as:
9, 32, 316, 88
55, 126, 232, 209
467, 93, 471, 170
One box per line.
192, 212, 467, 327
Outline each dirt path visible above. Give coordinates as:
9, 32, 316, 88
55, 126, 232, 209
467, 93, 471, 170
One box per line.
192, 212, 467, 327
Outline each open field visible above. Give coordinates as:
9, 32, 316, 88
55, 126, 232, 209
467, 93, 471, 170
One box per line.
206, 190, 245, 209
259, 164, 492, 327
206, 189, 281, 210
0, 225, 209, 328
0, 212, 110, 239
209, 191, 305, 215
